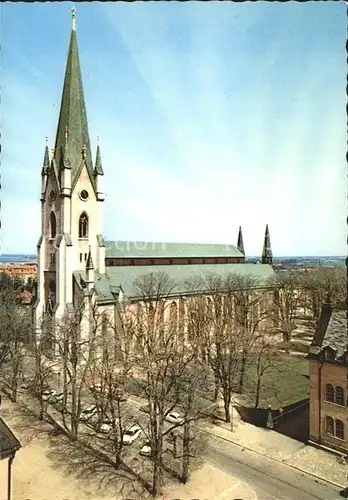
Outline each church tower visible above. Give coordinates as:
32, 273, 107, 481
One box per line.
261, 224, 273, 265
34, 8, 105, 334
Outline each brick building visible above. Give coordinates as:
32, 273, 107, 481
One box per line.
308, 304, 348, 454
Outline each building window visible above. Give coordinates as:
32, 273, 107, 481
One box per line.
335, 386, 344, 406
50, 211, 56, 238
84, 253, 87, 261
79, 212, 88, 238
336, 419, 344, 440
325, 416, 334, 435
80, 253, 82, 262
325, 384, 334, 403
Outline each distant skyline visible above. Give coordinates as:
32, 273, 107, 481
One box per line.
1, 2, 346, 256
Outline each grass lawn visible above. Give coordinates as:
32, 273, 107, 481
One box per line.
240, 353, 309, 409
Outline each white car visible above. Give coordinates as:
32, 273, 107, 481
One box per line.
140, 441, 152, 457
42, 389, 57, 402
165, 412, 184, 425
123, 425, 141, 445
80, 405, 97, 422
98, 418, 119, 434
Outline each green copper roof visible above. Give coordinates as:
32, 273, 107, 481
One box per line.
53, 18, 95, 190
74, 262, 276, 302
105, 241, 244, 259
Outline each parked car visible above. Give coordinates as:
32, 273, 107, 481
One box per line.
123, 424, 141, 445
42, 389, 57, 402
80, 405, 97, 422
139, 441, 152, 457
165, 412, 184, 425
98, 417, 119, 434
89, 383, 103, 394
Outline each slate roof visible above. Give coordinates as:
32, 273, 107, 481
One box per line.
311, 305, 347, 359
0, 417, 21, 460
74, 263, 276, 302
105, 241, 244, 259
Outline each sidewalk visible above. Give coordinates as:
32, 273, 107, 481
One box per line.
203, 404, 346, 488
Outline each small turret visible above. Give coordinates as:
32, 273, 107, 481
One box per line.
85, 246, 95, 292
237, 226, 245, 256
261, 224, 273, 265
61, 126, 72, 196
41, 138, 50, 201
94, 137, 105, 201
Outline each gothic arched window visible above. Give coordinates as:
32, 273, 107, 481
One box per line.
50, 211, 56, 239
336, 419, 344, 440
325, 416, 334, 435
325, 384, 334, 403
79, 212, 88, 238
335, 386, 344, 406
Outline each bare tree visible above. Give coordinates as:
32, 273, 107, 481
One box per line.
0, 277, 31, 402
299, 268, 346, 322
228, 275, 272, 394
253, 330, 278, 409
268, 271, 301, 344
123, 271, 202, 497
52, 296, 100, 440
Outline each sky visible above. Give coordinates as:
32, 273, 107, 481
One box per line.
0, 1, 346, 257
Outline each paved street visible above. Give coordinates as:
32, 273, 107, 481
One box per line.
206, 436, 342, 500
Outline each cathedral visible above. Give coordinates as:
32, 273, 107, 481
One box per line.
33, 10, 275, 334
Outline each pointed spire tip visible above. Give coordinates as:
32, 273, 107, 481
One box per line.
72, 6, 76, 31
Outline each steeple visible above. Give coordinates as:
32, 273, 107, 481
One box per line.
261, 224, 273, 265
237, 226, 245, 256
94, 137, 104, 176
41, 137, 50, 176
53, 8, 94, 190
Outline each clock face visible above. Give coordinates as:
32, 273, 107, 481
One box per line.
80, 189, 89, 201
48, 189, 56, 202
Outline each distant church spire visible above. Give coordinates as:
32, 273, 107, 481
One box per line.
54, 6, 94, 190
237, 226, 245, 255
261, 224, 273, 265
86, 246, 94, 270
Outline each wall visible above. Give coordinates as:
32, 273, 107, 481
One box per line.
309, 358, 348, 453
0, 457, 9, 500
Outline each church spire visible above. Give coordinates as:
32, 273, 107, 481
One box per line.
237, 226, 245, 256
261, 224, 273, 265
94, 137, 104, 176
54, 8, 94, 190
41, 137, 50, 175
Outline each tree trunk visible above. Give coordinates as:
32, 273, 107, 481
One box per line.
238, 355, 247, 394
213, 377, 219, 402
181, 422, 190, 484
223, 397, 231, 423
255, 375, 261, 409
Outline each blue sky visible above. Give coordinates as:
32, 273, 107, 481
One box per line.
1, 1, 346, 256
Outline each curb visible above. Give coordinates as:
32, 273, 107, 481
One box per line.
201, 426, 345, 490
